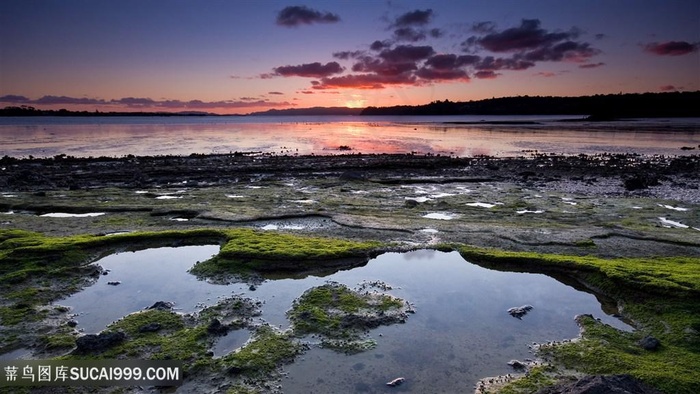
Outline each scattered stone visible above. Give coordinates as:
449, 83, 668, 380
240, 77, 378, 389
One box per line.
386, 377, 405, 387
106, 281, 121, 286
147, 301, 174, 310
74, 331, 126, 354
638, 335, 661, 350
248, 284, 257, 291
535, 374, 662, 394
508, 305, 533, 319
138, 323, 162, 333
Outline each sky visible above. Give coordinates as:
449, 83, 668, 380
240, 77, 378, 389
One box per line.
1, 0, 698, 114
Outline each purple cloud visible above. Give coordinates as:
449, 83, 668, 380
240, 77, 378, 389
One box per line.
31, 95, 108, 105
475, 19, 573, 52
272, 62, 345, 78
393, 27, 426, 42
644, 41, 699, 56
276, 6, 340, 27
379, 45, 435, 63
393, 9, 433, 28
579, 62, 605, 69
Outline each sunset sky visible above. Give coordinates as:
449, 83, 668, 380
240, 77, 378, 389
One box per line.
1, 0, 698, 114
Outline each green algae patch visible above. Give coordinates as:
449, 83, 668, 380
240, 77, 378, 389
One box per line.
495, 365, 557, 394
189, 229, 384, 280
537, 314, 700, 394
287, 282, 410, 353
453, 244, 700, 393
455, 244, 700, 297
220, 325, 304, 375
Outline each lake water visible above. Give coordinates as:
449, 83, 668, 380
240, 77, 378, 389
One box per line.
54, 246, 630, 393
1, 115, 698, 158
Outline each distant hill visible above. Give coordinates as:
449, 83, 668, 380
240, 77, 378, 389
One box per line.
247, 106, 363, 116
0, 107, 227, 117
360, 91, 700, 118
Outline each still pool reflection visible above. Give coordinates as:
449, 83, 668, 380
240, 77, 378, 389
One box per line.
58, 246, 631, 393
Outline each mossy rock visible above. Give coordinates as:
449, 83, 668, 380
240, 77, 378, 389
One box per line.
287, 282, 408, 341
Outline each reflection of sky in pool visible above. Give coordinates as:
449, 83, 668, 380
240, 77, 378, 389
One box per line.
57, 246, 632, 392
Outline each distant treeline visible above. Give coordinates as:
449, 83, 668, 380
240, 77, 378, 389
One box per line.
0, 107, 224, 117
360, 91, 700, 118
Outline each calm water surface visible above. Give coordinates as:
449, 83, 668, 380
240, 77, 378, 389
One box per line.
1, 115, 698, 158
56, 246, 630, 393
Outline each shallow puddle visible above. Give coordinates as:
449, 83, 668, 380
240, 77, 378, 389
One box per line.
56, 247, 630, 392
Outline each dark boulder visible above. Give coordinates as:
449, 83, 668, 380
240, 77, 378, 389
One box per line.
623, 174, 660, 191
147, 301, 175, 310
638, 335, 661, 351
207, 318, 229, 335
508, 305, 533, 319
139, 323, 163, 333
74, 331, 126, 354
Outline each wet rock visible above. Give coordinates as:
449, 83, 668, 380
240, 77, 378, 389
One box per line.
624, 174, 660, 191
106, 281, 121, 286
507, 305, 533, 319
638, 335, 661, 350
207, 318, 229, 335
147, 301, 175, 310
340, 170, 365, 181
139, 323, 163, 333
535, 374, 662, 394
66, 320, 78, 328
386, 377, 405, 387
404, 199, 419, 208
74, 331, 126, 354
507, 359, 526, 370
226, 365, 243, 375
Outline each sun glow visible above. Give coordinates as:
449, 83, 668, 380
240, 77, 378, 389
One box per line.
343, 95, 367, 108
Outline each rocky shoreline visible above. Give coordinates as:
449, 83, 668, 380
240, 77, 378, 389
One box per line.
1, 152, 699, 393
1, 153, 698, 200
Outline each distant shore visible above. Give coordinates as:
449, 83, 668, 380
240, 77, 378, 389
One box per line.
2, 90, 698, 118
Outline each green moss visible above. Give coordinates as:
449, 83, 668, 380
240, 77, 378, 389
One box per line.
455, 244, 700, 297
221, 325, 303, 375
0, 304, 45, 326
574, 238, 596, 248
40, 333, 76, 350
498, 365, 556, 394
539, 315, 700, 394
287, 282, 405, 341
97, 309, 209, 363
190, 229, 383, 278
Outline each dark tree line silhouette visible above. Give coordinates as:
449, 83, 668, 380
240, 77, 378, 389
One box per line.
360, 91, 700, 118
